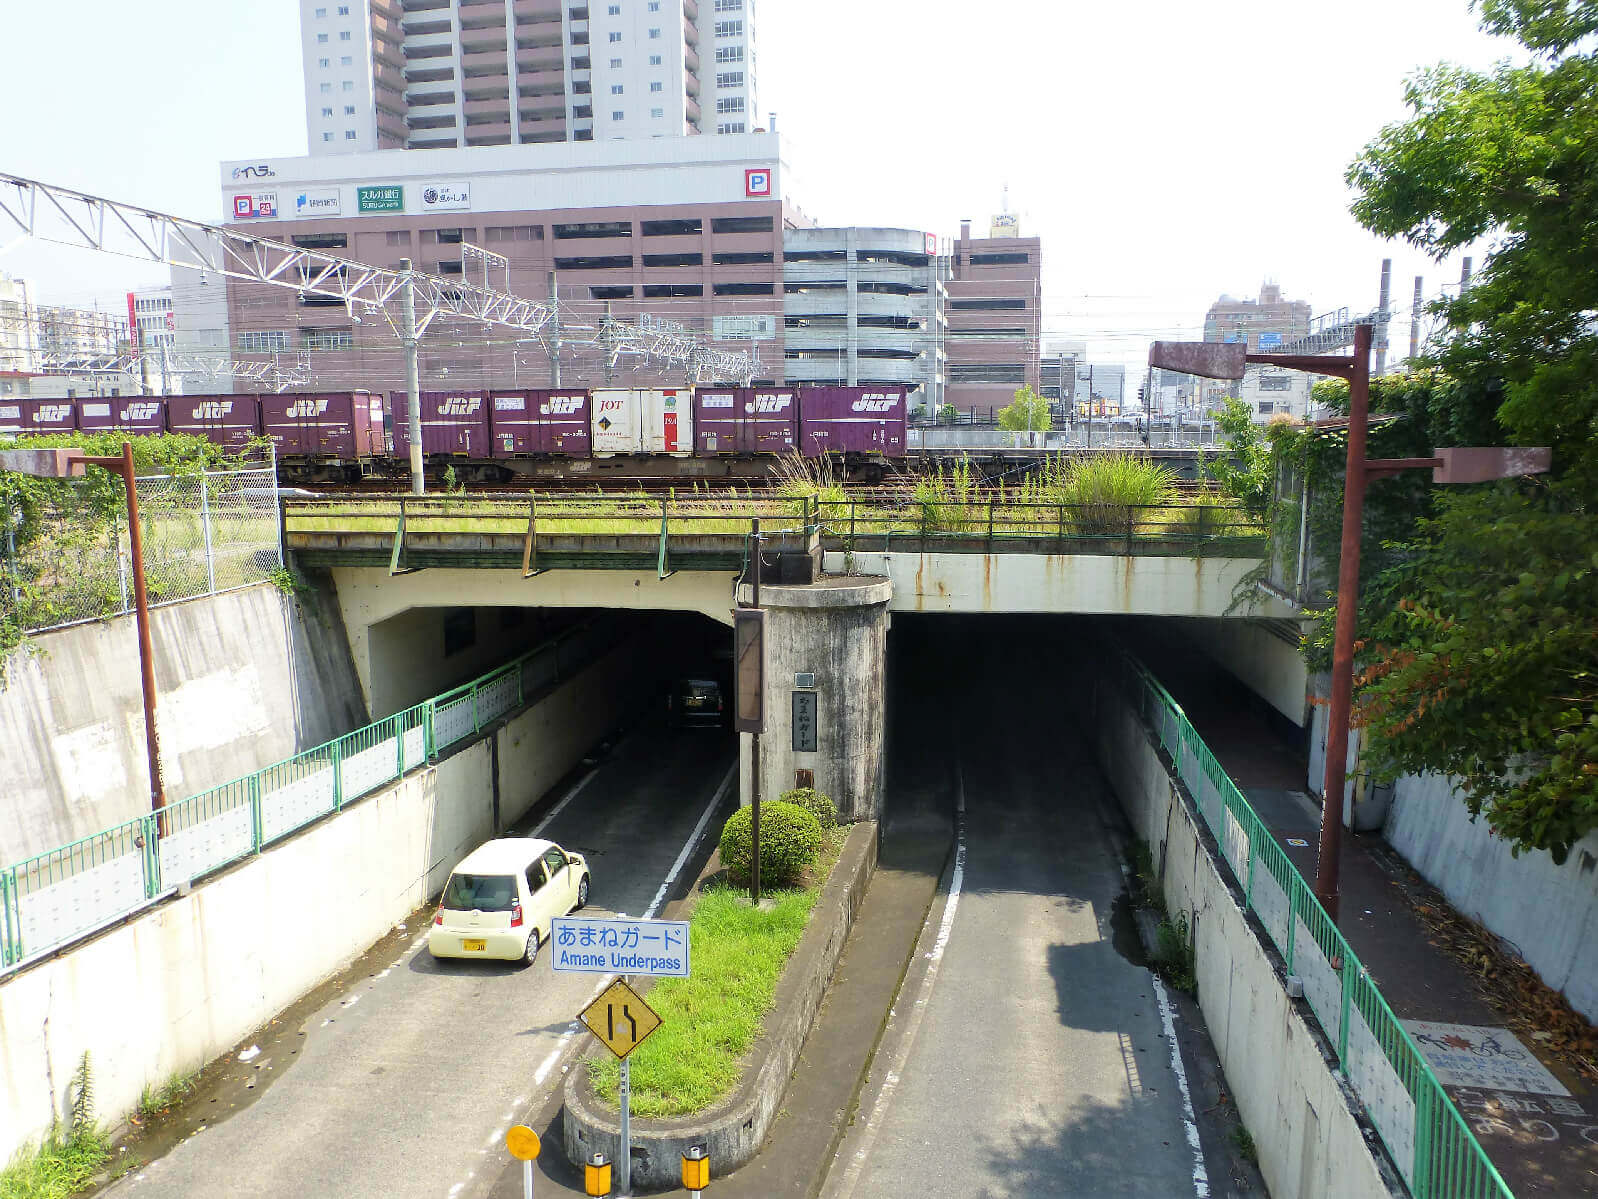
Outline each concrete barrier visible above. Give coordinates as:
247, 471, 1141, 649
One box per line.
1092, 687, 1404, 1199
562, 822, 878, 1191
0, 639, 646, 1166
0, 581, 367, 864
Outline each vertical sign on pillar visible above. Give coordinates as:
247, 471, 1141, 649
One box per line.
792, 691, 817, 753
732, 609, 765, 733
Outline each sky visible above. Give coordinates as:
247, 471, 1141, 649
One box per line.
0, 0, 1517, 372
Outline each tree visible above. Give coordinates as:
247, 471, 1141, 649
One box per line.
1203, 397, 1273, 520
997, 385, 1051, 432
1328, 0, 1598, 858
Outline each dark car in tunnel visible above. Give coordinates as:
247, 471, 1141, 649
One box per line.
668, 676, 727, 729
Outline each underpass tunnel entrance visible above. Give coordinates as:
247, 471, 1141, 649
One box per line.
883, 612, 1308, 829
363, 602, 736, 728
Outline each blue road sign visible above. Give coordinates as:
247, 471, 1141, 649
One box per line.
551, 916, 691, 977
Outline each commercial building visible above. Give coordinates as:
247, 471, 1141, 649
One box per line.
297, 0, 757, 156
1204, 281, 1319, 420
0, 280, 136, 399
942, 216, 1041, 413
1075, 362, 1125, 415
1039, 337, 1084, 408
0, 274, 38, 381
127, 287, 174, 354
218, 133, 800, 391
1203, 281, 1310, 350
781, 227, 945, 410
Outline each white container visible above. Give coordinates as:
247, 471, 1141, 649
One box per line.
590, 388, 693, 456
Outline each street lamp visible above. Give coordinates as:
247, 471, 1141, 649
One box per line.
0, 442, 166, 817
1147, 330, 1549, 921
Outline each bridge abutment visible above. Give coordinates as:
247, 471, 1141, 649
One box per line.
737, 576, 892, 823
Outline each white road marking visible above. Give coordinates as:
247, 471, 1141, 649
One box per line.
446, 758, 735, 1197
1152, 975, 1210, 1198
531, 769, 600, 838
823, 760, 967, 1199
646, 761, 736, 918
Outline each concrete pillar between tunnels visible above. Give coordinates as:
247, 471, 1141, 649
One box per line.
736, 576, 892, 823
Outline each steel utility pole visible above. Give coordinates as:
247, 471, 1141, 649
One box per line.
547, 270, 561, 386
749, 516, 762, 905
1, 443, 166, 816
398, 258, 424, 496
1409, 276, 1424, 364
1315, 323, 1374, 920
603, 300, 614, 385
1374, 258, 1392, 376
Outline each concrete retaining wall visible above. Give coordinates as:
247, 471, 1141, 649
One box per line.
1177, 615, 1309, 727
1385, 772, 1598, 1023
0, 581, 367, 865
1093, 687, 1402, 1199
0, 639, 645, 1165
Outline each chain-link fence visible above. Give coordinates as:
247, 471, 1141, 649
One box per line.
0, 466, 282, 635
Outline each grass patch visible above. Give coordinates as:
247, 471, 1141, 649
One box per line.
134, 1070, 198, 1124
0, 1128, 111, 1199
1129, 839, 1165, 914
1230, 1123, 1258, 1165
0, 1053, 109, 1199
589, 828, 847, 1118
1152, 910, 1198, 995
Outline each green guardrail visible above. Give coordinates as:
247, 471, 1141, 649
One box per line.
0, 622, 604, 974
1120, 653, 1513, 1199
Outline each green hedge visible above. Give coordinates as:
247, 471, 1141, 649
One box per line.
778, 787, 837, 829
719, 800, 823, 888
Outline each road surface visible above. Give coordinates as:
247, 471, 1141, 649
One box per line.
106, 720, 734, 1199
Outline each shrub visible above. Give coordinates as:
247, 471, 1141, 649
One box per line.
719, 801, 823, 888
779, 787, 837, 829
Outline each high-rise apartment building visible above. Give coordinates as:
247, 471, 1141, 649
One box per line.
298, 0, 756, 155
943, 217, 1041, 412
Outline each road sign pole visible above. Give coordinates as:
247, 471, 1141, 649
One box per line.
619, 980, 632, 1198
523, 1157, 533, 1199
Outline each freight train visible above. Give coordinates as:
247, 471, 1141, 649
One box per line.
0, 385, 908, 484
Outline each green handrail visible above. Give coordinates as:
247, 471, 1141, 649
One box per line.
0, 621, 602, 973
1120, 651, 1513, 1199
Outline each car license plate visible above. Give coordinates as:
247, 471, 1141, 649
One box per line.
462, 938, 486, 952
685, 696, 703, 707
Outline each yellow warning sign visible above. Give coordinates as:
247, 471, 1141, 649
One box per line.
579, 979, 663, 1060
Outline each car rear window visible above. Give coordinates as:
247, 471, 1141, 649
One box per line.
442, 872, 517, 912
679, 679, 720, 698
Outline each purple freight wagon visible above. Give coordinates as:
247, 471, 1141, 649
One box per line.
797, 386, 908, 458
386, 391, 490, 458
77, 397, 167, 437
693, 387, 797, 456
261, 392, 386, 463
0, 398, 78, 438
167, 394, 262, 448
489, 390, 591, 458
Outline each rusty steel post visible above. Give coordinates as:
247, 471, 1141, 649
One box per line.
750, 517, 761, 905
1315, 323, 1373, 922
120, 441, 166, 817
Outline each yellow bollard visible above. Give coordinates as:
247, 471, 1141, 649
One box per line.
681, 1144, 710, 1193
584, 1151, 612, 1197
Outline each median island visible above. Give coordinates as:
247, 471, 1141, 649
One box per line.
562, 789, 878, 1189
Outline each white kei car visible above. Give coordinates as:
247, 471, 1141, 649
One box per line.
428, 838, 591, 966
